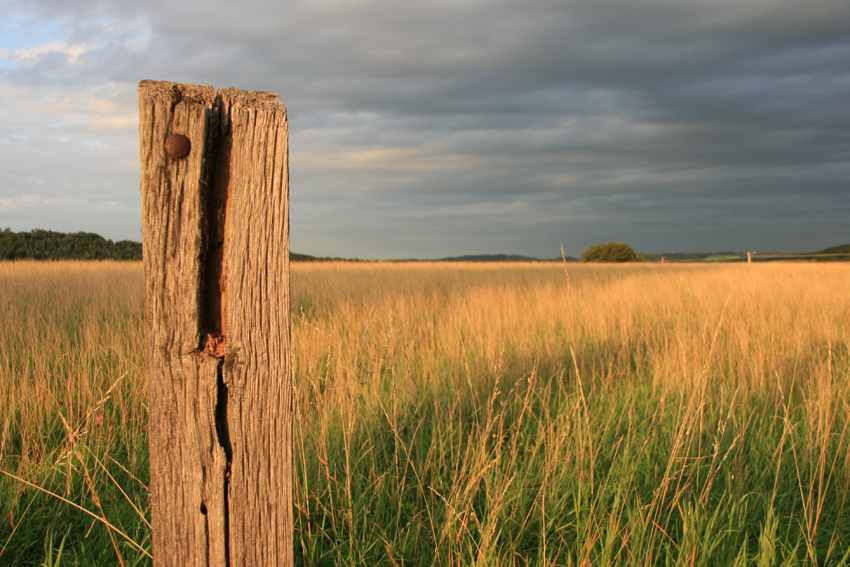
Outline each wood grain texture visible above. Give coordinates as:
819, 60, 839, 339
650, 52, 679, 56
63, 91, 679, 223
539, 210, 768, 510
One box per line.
220, 88, 292, 566
139, 80, 292, 567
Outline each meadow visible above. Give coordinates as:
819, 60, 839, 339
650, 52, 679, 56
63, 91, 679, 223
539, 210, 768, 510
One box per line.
1, 260, 849, 566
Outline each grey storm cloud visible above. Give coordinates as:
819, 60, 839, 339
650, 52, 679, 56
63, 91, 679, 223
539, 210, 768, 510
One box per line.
1, 0, 848, 258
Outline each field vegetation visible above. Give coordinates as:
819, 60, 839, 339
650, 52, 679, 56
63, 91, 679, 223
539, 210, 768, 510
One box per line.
1, 260, 850, 565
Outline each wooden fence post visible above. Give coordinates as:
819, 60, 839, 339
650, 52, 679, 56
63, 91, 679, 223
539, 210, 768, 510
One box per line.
139, 80, 292, 567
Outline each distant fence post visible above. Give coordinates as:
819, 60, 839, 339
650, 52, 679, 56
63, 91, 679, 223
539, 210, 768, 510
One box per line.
139, 80, 292, 567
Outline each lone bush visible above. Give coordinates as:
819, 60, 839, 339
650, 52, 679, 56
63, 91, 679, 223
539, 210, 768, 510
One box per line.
581, 241, 642, 263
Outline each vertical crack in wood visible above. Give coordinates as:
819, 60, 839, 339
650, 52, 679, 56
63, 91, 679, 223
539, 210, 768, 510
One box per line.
201, 101, 230, 340
213, 357, 232, 565
198, 92, 233, 566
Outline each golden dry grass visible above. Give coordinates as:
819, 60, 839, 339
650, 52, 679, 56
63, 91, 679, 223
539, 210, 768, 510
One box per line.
1, 259, 849, 565
291, 261, 850, 397
0, 261, 146, 472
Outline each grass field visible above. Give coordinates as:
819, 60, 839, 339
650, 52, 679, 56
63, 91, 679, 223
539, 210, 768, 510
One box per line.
1, 260, 850, 565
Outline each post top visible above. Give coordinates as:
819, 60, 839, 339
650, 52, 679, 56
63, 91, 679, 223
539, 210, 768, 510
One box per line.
139, 80, 286, 114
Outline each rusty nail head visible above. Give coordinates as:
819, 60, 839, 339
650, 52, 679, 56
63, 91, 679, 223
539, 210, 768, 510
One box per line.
165, 134, 191, 158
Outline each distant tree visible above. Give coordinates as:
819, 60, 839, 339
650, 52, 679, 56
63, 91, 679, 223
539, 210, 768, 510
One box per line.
581, 241, 642, 263
114, 240, 144, 260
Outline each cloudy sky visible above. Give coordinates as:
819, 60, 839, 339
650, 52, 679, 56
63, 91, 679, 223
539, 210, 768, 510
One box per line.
1, 0, 848, 259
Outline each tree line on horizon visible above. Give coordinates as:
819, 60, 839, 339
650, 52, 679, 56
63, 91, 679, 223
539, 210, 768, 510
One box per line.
0, 229, 355, 263
2, 228, 847, 263
0, 228, 142, 261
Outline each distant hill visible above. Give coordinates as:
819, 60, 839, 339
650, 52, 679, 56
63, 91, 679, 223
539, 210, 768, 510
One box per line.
816, 244, 850, 258
436, 254, 563, 262
641, 251, 741, 262
790, 244, 850, 262
643, 244, 850, 263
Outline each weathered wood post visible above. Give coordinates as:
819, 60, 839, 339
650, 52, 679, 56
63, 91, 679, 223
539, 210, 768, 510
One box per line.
139, 80, 292, 566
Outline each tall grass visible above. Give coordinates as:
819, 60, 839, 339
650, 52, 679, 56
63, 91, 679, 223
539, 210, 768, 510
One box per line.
291, 262, 850, 566
0, 261, 149, 565
1, 260, 849, 565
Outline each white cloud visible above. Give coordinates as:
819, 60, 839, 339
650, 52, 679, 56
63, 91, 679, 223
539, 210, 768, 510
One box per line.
0, 194, 79, 211
0, 40, 94, 65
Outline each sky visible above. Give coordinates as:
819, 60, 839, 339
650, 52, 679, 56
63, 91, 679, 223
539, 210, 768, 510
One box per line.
1, 0, 848, 259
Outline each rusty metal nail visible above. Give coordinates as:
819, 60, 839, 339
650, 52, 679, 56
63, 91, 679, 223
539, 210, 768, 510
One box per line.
165, 134, 191, 158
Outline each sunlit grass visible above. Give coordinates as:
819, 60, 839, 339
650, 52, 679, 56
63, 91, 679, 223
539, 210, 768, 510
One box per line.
291, 261, 850, 565
0, 261, 149, 565
1, 260, 849, 565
